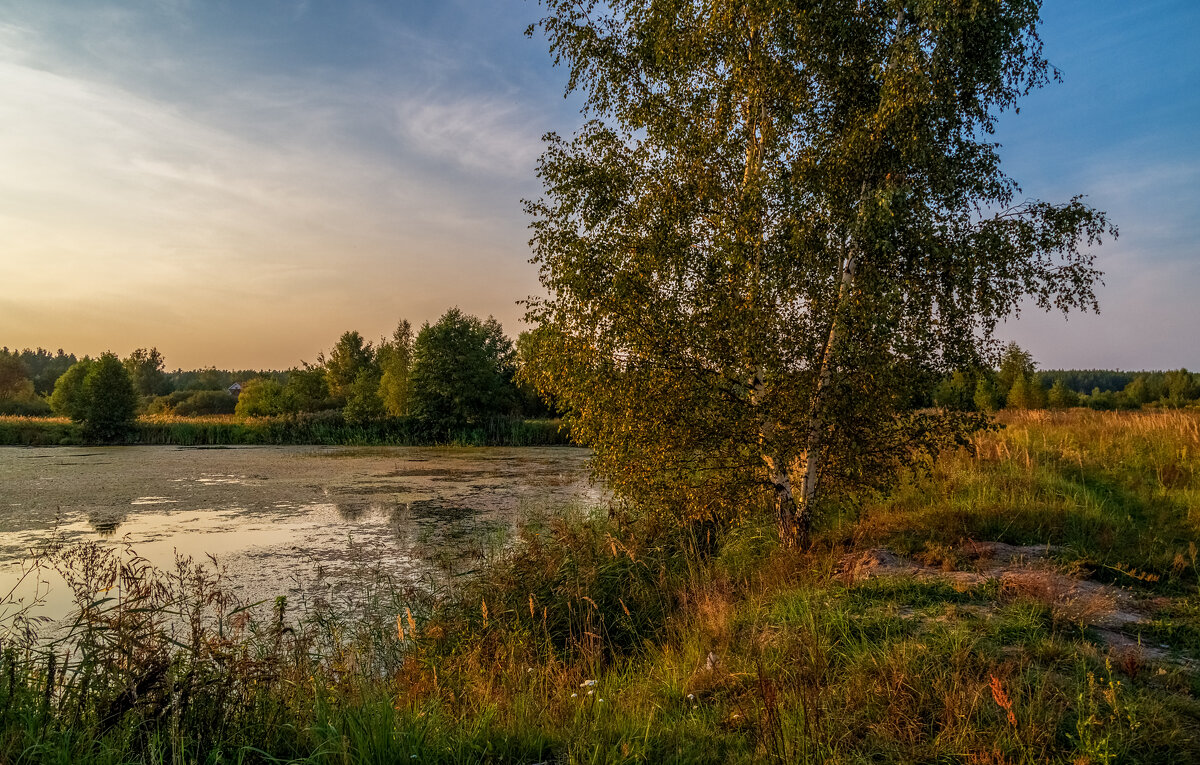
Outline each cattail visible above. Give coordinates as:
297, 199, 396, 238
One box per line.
529, 593, 536, 619
481, 598, 488, 627
406, 607, 417, 638
397, 614, 405, 641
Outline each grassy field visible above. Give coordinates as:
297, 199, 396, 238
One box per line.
0, 413, 571, 447
1, 410, 1198, 762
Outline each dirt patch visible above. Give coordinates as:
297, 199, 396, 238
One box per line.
837, 542, 1170, 660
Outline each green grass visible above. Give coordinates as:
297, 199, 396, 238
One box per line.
2, 410, 1200, 762
852, 410, 1200, 590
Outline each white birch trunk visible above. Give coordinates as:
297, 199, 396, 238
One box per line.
791, 253, 859, 549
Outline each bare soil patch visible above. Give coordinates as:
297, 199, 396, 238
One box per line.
837, 542, 1177, 661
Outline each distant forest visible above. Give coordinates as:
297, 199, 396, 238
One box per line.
924, 343, 1200, 413
2, 333, 1197, 423
0, 308, 556, 429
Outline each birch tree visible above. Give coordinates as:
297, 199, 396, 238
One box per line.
523, 0, 1114, 548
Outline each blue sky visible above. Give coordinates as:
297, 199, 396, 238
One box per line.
0, 1, 1196, 370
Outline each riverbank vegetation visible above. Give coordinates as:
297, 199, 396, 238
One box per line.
0, 413, 569, 447
2, 410, 1198, 762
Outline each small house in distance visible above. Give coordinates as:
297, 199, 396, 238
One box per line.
227, 382, 243, 398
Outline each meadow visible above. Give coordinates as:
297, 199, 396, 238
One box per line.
1, 410, 1198, 763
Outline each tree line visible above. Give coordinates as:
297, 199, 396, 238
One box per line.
0, 309, 557, 440
929, 343, 1200, 412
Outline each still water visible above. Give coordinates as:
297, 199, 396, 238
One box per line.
0, 445, 598, 619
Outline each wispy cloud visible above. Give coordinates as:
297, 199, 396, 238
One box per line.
0, 11, 551, 366
393, 94, 545, 178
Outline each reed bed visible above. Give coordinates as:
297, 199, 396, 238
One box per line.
0, 414, 571, 447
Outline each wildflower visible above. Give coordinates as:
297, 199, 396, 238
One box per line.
587, 689, 594, 696
580, 679, 596, 687
571, 693, 578, 698
989, 675, 1017, 726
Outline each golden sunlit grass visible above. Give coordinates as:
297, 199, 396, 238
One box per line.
136, 413, 243, 425
0, 414, 70, 425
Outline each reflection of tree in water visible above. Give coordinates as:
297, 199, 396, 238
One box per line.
333, 500, 402, 522
87, 507, 128, 536
406, 499, 479, 523
332, 501, 367, 522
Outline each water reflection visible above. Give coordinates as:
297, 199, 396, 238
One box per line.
86, 507, 128, 536
0, 446, 602, 622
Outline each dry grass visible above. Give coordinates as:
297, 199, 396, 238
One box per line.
0, 414, 70, 425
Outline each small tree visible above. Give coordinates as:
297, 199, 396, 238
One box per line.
378, 319, 414, 416
1123, 375, 1151, 406
0, 352, 48, 415
174, 390, 237, 416
933, 371, 976, 411
1006, 372, 1047, 410
282, 364, 331, 413
235, 378, 286, 418
1164, 369, 1198, 408
325, 331, 376, 402
79, 352, 138, 441
0, 353, 30, 399
996, 343, 1037, 401
50, 358, 95, 420
344, 369, 385, 424
124, 347, 169, 397
1047, 379, 1079, 409
974, 377, 1002, 413
410, 308, 516, 429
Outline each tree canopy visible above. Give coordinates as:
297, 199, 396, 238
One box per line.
124, 347, 168, 398
523, 0, 1114, 547
410, 308, 517, 429
378, 320, 415, 417
324, 331, 376, 402
50, 358, 95, 420
234, 378, 286, 418
70, 353, 138, 441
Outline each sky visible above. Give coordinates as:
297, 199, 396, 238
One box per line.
0, 1, 1196, 371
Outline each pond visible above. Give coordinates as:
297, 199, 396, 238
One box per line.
0, 445, 599, 622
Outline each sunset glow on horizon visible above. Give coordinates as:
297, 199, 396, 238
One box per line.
2, 0, 1197, 370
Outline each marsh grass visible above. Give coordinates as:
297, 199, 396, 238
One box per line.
0, 414, 571, 447
2, 410, 1200, 762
